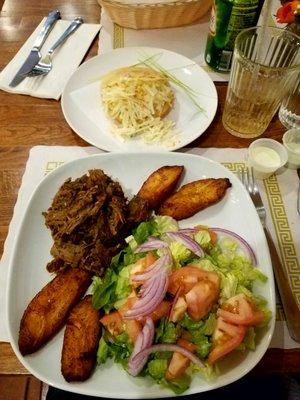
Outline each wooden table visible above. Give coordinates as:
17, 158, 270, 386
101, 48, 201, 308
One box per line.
0, 0, 299, 398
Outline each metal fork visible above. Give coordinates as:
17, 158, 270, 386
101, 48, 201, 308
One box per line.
238, 166, 300, 342
28, 17, 83, 77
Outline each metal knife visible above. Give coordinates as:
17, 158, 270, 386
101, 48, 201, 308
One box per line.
9, 9, 61, 87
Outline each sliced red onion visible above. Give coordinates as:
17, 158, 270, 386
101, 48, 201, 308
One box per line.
140, 275, 155, 289
139, 275, 155, 291
210, 227, 257, 265
124, 272, 169, 319
126, 273, 167, 315
128, 317, 155, 376
139, 283, 153, 298
130, 275, 162, 309
178, 228, 198, 235
142, 317, 155, 348
132, 252, 172, 282
130, 344, 204, 375
134, 237, 169, 253
139, 275, 160, 298
166, 231, 204, 257
130, 328, 144, 357
132, 263, 163, 282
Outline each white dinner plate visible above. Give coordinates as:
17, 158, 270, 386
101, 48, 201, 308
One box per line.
7, 153, 275, 398
61, 47, 218, 152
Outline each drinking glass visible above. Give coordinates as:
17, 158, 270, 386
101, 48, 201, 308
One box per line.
278, 73, 300, 129
222, 26, 300, 138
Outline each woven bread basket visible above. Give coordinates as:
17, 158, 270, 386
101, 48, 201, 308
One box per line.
98, 0, 212, 30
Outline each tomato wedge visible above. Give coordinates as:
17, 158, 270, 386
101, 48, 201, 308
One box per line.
123, 319, 142, 343
208, 317, 246, 365
118, 292, 138, 317
169, 296, 187, 323
185, 280, 219, 321
100, 311, 123, 337
217, 293, 264, 326
168, 266, 219, 295
100, 309, 142, 343
149, 300, 170, 322
165, 339, 197, 381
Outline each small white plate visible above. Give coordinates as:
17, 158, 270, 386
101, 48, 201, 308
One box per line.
61, 47, 218, 152
7, 152, 275, 398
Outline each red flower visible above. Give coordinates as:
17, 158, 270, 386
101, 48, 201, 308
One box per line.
276, 0, 299, 23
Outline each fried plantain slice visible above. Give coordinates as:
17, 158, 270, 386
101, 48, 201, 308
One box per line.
61, 295, 101, 382
18, 268, 91, 355
158, 178, 231, 220
137, 165, 184, 209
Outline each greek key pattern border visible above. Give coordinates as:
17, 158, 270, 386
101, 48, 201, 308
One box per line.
263, 175, 300, 305
113, 24, 124, 49
44, 161, 64, 175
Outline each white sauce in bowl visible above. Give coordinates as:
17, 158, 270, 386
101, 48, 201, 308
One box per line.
250, 146, 281, 168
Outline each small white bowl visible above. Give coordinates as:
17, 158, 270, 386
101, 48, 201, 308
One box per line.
282, 129, 300, 169
248, 138, 288, 179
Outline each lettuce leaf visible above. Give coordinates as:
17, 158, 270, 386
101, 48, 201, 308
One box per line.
207, 247, 268, 302
179, 313, 203, 331
220, 271, 239, 300
92, 237, 145, 312
92, 272, 118, 312
147, 357, 191, 395
193, 258, 218, 272
190, 331, 211, 358
163, 374, 191, 394
132, 219, 159, 244
253, 295, 272, 327
147, 359, 168, 381
97, 332, 133, 368
156, 318, 181, 344
169, 241, 192, 267
154, 215, 178, 234
115, 265, 131, 302
179, 313, 216, 335
200, 313, 217, 335
97, 336, 110, 364
194, 230, 211, 249
243, 327, 256, 350
178, 313, 215, 358
189, 362, 216, 382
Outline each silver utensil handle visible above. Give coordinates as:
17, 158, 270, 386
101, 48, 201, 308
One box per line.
33, 10, 61, 51
48, 17, 83, 55
297, 182, 300, 217
264, 227, 300, 342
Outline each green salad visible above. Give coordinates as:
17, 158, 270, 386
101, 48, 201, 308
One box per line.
92, 216, 271, 394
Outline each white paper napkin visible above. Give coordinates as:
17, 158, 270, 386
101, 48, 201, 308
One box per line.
1, 145, 299, 350
0, 19, 100, 100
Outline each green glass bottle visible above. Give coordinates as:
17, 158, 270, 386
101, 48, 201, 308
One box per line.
205, 0, 263, 72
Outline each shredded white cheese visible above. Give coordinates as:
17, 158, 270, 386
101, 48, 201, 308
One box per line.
101, 67, 179, 147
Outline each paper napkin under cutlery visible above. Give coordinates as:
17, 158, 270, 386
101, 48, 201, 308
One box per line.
0, 18, 100, 100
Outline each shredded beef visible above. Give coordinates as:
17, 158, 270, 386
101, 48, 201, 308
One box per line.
43, 169, 150, 275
